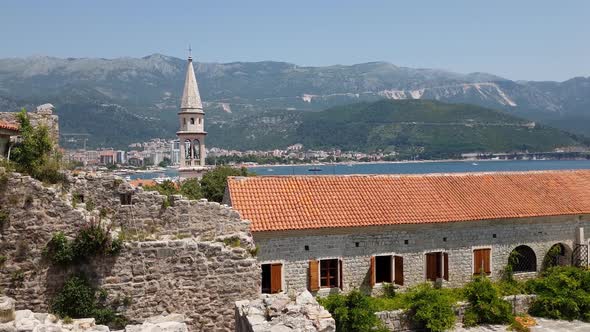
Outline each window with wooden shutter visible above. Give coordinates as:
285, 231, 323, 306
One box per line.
394, 256, 404, 286
426, 253, 438, 281
309, 260, 320, 292
261, 263, 283, 294
369, 256, 376, 287
319, 259, 339, 289
375, 255, 393, 284
473, 249, 491, 275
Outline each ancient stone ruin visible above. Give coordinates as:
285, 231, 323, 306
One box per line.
0, 169, 259, 331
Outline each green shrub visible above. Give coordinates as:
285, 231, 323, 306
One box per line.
0, 255, 6, 266
44, 232, 74, 266
10, 270, 25, 287
463, 275, 513, 326
382, 283, 397, 299
85, 198, 95, 212
51, 275, 126, 327
406, 284, 456, 332
44, 223, 122, 266
319, 290, 387, 332
222, 237, 241, 248
526, 267, 590, 321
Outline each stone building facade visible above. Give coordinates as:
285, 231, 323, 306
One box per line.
253, 216, 589, 293
0, 169, 260, 331
225, 171, 590, 295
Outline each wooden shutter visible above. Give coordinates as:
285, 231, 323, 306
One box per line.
482, 249, 491, 274
270, 263, 282, 293
339, 259, 344, 290
473, 249, 491, 275
426, 253, 437, 281
474, 249, 483, 275
443, 253, 449, 281
394, 256, 404, 286
309, 260, 319, 292
369, 256, 376, 287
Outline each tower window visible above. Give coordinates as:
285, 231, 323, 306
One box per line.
190, 118, 195, 125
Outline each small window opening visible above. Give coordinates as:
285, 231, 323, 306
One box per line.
443, 237, 447, 242
404, 239, 409, 245
190, 118, 195, 125
304, 245, 309, 251
355, 242, 360, 247
493, 234, 497, 238
120, 193, 132, 205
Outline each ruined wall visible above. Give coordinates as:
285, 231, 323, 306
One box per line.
0, 103, 60, 145
0, 169, 260, 331
253, 215, 590, 294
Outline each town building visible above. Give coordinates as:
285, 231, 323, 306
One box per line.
224, 170, 590, 295
176, 52, 207, 178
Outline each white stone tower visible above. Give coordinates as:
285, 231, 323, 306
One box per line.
177, 52, 208, 178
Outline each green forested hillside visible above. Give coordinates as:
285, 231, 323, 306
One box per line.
207, 99, 589, 158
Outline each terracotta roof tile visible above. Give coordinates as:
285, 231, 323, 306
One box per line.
227, 170, 590, 232
0, 121, 19, 132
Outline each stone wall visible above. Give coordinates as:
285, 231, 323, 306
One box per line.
235, 291, 335, 332
253, 215, 590, 294
376, 294, 536, 331
0, 103, 60, 145
0, 169, 260, 331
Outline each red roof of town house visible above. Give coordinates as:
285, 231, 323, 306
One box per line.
226, 170, 590, 232
129, 179, 157, 188
0, 121, 19, 132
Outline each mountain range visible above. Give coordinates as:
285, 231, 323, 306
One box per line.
0, 54, 588, 150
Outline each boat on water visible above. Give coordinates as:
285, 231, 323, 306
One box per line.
308, 167, 322, 172
472, 163, 479, 166
267, 168, 274, 172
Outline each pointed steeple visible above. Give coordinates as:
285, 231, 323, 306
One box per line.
180, 55, 203, 111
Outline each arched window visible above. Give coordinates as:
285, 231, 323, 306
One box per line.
184, 140, 192, 159
190, 118, 195, 125
193, 139, 200, 160
543, 243, 570, 269
198, 118, 201, 124
509, 245, 537, 273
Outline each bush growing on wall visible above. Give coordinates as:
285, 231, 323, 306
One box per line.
44, 222, 122, 266
463, 275, 513, 326
406, 284, 456, 332
526, 266, 590, 321
319, 290, 388, 332
51, 275, 126, 328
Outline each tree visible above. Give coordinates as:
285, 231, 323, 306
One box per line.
158, 157, 172, 168
10, 108, 64, 183
180, 178, 202, 200
200, 166, 251, 202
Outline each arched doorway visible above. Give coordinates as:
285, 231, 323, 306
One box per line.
509, 245, 537, 273
542, 243, 571, 269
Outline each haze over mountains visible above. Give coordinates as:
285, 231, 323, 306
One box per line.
0, 54, 588, 150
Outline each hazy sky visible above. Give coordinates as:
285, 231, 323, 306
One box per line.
1, 0, 589, 81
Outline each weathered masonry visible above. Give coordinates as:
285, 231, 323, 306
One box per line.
224, 170, 590, 295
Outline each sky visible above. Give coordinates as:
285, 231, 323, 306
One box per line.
1, 0, 589, 81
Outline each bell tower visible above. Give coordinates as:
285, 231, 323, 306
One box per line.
177, 49, 208, 178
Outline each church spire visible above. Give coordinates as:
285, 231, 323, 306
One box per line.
180, 50, 203, 111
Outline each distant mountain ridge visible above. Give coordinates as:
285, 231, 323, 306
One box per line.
206, 99, 589, 158
0, 55, 588, 148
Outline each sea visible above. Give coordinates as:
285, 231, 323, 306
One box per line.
130, 159, 590, 179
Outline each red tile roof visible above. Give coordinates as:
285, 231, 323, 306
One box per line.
226, 170, 590, 232
129, 179, 157, 188
0, 121, 19, 132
